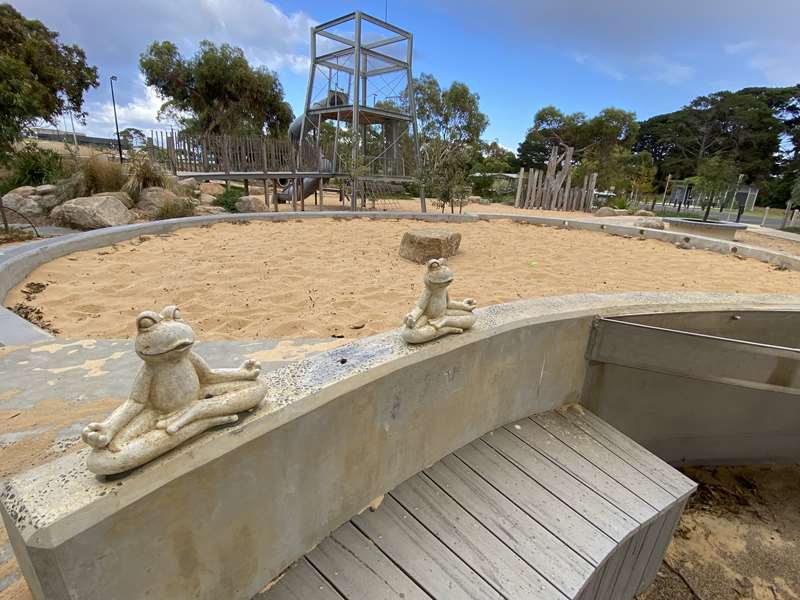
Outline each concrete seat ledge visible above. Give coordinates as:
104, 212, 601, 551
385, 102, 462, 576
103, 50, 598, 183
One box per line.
1, 211, 799, 346
3, 292, 800, 600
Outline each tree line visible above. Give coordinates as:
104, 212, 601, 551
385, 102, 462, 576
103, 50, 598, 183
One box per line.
1, 3, 798, 208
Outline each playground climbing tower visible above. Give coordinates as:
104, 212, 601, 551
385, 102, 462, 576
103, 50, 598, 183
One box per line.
297, 12, 423, 210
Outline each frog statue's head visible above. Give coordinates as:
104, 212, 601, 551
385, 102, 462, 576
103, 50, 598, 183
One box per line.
134, 305, 195, 362
423, 258, 454, 288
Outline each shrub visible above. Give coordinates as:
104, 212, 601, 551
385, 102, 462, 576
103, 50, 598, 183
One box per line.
609, 195, 631, 210
155, 198, 194, 220
82, 156, 126, 194
4, 143, 63, 187
123, 151, 169, 200
213, 187, 243, 212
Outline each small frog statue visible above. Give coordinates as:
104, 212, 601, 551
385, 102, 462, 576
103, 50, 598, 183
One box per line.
82, 305, 267, 476
401, 258, 477, 344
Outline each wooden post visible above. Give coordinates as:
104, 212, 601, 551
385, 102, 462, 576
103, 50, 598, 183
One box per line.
243, 179, 249, 195
272, 179, 278, 212
300, 178, 305, 211
760, 207, 770, 226
514, 167, 525, 208
791, 209, 799, 228
263, 179, 269, 210
524, 168, 534, 210
587, 173, 598, 212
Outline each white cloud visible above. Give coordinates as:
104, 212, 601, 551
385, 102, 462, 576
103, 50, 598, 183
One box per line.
639, 55, 694, 85
83, 75, 172, 137
748, 52, 800, 86
572, 53, 625, 81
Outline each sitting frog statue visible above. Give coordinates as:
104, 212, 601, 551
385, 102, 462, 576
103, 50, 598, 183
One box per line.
401, 258, 477, 344
82, 305, 267, 476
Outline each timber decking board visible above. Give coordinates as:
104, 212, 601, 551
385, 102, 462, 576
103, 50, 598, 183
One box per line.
307, 523, 430, 600
504, 419, 656, 522
390, 474, 567, 600
532, 411, 677, 509
424, 454, 593, 597
352, 495, 504, 599
560, 408, 696, 498
262, 408, 696, 600
257, 558, 344, 600
482, 427, 638, 541
455, 439, 616, 565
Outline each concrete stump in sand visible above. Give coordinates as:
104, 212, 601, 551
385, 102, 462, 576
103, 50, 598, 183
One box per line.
399, 229, 461, 263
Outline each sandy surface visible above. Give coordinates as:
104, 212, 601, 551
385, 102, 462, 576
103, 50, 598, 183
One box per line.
739, 230, 800, 258
7, 218, 800, 341
639, 465, 800, 600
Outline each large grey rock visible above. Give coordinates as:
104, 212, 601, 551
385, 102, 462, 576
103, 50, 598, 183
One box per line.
33, 193, 62, 210
10, 185, 35, 197
594, 206, 617, 217
198, 193, 216, 205
51, 195, 133, 229
399, 229, 462, 263
467, 195, 481, 204
635, 209, 656, 217
93, 190, 134, 209
634, 217, 665, 230
34, 184, 57, 195
195, 205, 228, 215
136, 187, 178, 217
199, 182, 225, 196
235, 195, 267, 213
177, 177, 198, 191
1, 191, 43, 218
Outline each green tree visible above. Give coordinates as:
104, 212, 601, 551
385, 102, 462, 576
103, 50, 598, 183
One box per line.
413, 73, 488, 210
686, 155, 739, 221
0, 4, 98, 161
140, 40, 293, 135
119, 127, 147, 150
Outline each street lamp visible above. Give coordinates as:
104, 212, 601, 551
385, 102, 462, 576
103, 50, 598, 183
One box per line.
110, 75, 123, 163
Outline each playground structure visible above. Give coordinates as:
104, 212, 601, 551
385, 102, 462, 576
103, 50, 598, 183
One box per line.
513, 146, 599, 212
148, 12, 423, 212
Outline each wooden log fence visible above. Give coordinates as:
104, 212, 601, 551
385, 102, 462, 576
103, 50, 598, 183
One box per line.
514, 145, 597, 213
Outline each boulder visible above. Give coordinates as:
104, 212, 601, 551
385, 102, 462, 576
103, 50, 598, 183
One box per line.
199, 182, 225, 196
235, 195, 267, 213
467, 196, 481, 204
34, 184, 57, 195
195, 205, 228, 215
11, 186, 35, 197
594, 206, 617, 217
1, 191, 43, 218
634, 217, 665, 230
93, 190, 134, 209
478, 198, 491, 205
51, 196, 133, 229
137, 187, 178, 217
198, 193, 217, 205
635, 209, 656, 217
399, 229, 462, 264
33, 193, 61, 210
177, 177, 198, 190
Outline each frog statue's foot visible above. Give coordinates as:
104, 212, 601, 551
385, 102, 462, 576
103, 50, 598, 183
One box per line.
86, 380, 267, 476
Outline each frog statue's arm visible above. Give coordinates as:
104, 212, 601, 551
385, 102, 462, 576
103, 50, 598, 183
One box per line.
189, 352, 261, 384
447, 293, 477, 312
403, 287, 432, 328
82, 366, 152, 450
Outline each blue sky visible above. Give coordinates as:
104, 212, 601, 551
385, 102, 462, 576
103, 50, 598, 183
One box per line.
13, 0, 800, 150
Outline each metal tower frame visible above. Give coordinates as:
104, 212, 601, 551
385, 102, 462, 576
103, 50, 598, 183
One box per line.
298, 11, 423, 211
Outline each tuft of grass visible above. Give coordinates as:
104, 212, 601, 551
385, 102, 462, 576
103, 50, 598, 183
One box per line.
123, 152, 169, 201
155, 198, 195, 220
213, 187, 243, 212
0, 227, 35, 245
82, 156, 127, 194
4, 143, 64, 188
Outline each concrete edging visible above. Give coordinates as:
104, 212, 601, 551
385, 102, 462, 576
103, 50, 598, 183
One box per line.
2, 292, 800, 600
1, 210, 799, 346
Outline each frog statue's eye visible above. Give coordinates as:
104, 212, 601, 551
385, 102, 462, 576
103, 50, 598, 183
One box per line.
160, 305, 182, 321
427, 259, 441, 270
136, 311, 160, 331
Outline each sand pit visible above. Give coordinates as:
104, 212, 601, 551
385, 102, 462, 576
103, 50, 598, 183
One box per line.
7, 218, 800, 341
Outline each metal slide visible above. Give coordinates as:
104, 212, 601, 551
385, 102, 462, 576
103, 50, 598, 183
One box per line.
275, 110, 331, 204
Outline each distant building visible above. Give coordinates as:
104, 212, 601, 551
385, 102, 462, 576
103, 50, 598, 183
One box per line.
26, 128, 118, 151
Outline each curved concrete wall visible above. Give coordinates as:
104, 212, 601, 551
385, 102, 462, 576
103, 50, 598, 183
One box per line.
3, 211, 800, 345
3, 293, 799, 599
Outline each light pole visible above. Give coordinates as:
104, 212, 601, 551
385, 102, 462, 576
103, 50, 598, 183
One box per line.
110, 75, 123, 163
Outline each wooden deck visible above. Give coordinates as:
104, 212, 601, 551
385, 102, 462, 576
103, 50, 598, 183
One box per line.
258, 407, 696, 600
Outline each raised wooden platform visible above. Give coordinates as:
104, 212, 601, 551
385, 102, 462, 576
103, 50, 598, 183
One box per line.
260, 407, 696, 600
